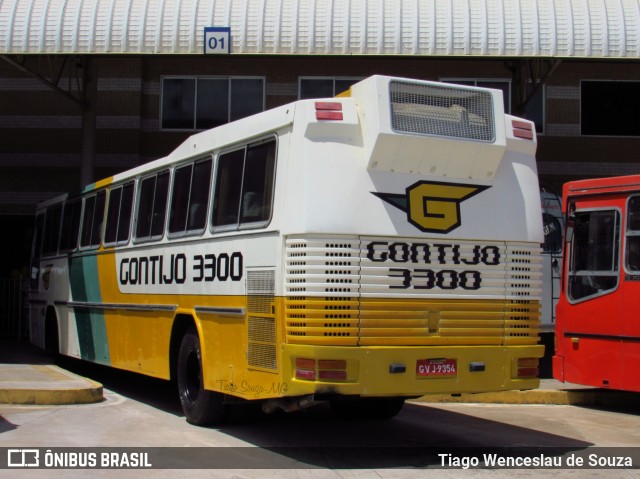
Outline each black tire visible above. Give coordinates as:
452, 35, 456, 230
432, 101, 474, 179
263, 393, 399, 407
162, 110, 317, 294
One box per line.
177, 327, 227, 426
330, 397, 405, 420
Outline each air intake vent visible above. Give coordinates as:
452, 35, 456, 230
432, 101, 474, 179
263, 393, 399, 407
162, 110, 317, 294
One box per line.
247, 270, 277, 370
389, 80, 495, 142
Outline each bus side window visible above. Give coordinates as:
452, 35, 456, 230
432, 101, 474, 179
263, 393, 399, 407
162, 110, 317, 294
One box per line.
118, 182, 135, 243
211, 137, 276, 229
105, 181, 135, 245
136, 171, 169, 241
80, 196, 96, 248
168, 158, 212, 236
212, 149, 244, 227
240, 139, 276, 224
104, 187, 123, 245
169, 163, 193, 234
151, 171, 170, 238
188, 159, 212, 231
59, 198, 82, 252
30, 212, 45, 289
80, 191, 106, 249
626, 196, 640, 272
42, 203, 62, 256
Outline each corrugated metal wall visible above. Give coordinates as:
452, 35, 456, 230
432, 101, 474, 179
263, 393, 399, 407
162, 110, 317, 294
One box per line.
1, 0, 639, 58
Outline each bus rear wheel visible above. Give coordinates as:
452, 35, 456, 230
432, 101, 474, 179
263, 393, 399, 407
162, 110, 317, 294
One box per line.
177, 327, 227, 426
330, 397, 405, 420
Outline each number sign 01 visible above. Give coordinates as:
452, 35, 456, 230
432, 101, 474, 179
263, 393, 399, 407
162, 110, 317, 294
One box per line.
204, 27, 231, 54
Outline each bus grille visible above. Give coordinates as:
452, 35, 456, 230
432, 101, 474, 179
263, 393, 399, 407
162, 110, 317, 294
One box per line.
389, 80, 495, 142
247, 270, 277, 370
284, 237, 541, 346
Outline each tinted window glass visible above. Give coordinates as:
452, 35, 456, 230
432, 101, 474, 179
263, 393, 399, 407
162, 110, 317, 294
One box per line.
196, 79, 229, 129
59, 198, 82, 252
212, 149, 244, 227
162, 79, 196, 129
169, 164, 193, 234
212, 138, 276, 230
118, 183, 134, 243
568, 209, 620, 301
230, 78, 264, 121
151, 172, 169, 238
105, 182, 134, 245
626, 196, 640, 272
30, 213, 45, 289
42, 204, 62, 256
240, 140, 276, 223
582, 81, 640, 136
188, 160, 213, 231
104, 188, 123, 244
80, 191, 105, 248
162, 77, 264, 130
136, 171, 169, 241
300, 79, 334, 99
80, 195, 96, 247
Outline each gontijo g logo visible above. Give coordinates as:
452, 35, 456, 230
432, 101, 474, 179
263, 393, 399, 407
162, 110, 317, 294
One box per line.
373, 180, 489, 233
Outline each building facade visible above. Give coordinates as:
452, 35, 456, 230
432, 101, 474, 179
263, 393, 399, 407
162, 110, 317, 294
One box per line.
1, 0, 639, 276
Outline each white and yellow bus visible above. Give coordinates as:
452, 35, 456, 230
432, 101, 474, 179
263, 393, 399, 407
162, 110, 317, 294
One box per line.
29, 75, 544, 425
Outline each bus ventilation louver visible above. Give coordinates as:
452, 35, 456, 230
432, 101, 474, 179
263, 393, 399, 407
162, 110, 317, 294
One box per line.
284, 237, 542, 347
389, 80, 495, 142
247, 270, 277, 370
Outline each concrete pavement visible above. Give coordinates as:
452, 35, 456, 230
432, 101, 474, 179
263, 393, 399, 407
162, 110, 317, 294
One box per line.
0, 340, 636, 408
0, 340, 103, 405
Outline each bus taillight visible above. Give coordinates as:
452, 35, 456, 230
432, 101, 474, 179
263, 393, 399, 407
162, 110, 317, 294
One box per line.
295, 358, 348, 381
315, 101, 343, 120
516, 358, 539, 378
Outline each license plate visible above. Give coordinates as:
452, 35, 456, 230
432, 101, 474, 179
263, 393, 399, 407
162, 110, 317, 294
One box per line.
416, 358, 457, 377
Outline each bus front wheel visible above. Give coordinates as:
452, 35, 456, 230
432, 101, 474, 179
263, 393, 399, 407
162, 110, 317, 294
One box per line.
177, 327, 227, 426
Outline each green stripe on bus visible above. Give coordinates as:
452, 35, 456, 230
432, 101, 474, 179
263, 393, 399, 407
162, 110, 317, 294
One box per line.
69, 255, 111, 365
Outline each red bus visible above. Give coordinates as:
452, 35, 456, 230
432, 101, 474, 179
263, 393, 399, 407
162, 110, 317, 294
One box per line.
553, 174, 640, 392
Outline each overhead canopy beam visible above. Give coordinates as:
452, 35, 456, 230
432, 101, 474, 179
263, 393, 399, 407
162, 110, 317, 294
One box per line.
0, 55, 88, 110
1, 54, 96, 188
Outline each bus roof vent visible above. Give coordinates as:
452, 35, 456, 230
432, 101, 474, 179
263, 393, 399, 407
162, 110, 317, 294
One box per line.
389, 81, 495, 143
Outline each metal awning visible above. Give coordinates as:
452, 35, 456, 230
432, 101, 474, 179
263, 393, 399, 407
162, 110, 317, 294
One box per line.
0, 0, 639, 58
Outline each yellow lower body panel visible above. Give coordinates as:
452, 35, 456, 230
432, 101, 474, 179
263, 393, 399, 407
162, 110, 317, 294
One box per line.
280, 343, 544, 398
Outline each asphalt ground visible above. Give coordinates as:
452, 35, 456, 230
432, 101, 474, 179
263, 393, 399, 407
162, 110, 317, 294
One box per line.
0, 339, 637, 408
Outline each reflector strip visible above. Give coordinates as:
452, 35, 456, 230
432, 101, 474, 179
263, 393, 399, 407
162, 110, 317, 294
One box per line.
296, 369, 316, 380
316, 111, 344, 120
517, 367, 539, 377
315, 101, 344, 121
512, 120, 534, 140
318, 370, 348, 380
315, 101, 342, 111
318, 359, 347, 370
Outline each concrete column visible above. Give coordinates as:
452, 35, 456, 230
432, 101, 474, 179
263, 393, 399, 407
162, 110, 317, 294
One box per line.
80, 57, 97, 189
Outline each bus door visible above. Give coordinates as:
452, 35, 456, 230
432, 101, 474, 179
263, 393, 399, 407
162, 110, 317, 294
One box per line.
560, 198, 623, 389
622, 195, 640, 391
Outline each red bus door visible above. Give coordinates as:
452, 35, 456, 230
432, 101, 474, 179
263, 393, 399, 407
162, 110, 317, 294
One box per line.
622, 195, 640, 391
558, 200, 623, 389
